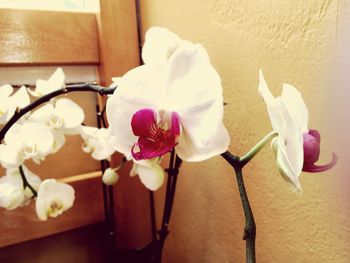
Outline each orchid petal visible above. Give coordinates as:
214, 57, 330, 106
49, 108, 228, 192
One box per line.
0, 144, 23, 168
175, 99, 230, 162
282, 84, 309, 133
11, 86, 30, 109
142, 27, 182, 65
0, 175, 24, 210
163, 43, 220, 111
0, 84, 14, 98
302, 153, 338, 173
29, 68, 65, 97
132, 160, 165, 191
272, 137, 302, 191
258, 70, 285, 135
131, 108, 157, 138
55, 98, 84, 131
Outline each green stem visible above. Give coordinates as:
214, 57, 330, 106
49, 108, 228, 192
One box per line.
240, 131, 277, 165
19, 166, 37, 198
221, 151, 256, 263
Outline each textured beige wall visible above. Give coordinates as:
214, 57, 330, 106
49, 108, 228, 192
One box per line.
139, 1, 350, 262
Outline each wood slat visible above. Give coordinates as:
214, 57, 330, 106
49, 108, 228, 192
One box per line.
0, 172, 104, 247
0, 9, 99, 65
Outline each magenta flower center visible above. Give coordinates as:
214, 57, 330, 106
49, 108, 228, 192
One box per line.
302, 129, 337, 172
131, 108, 180, 160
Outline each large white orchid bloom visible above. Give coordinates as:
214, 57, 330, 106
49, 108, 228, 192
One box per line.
0, 166, 41, 210
80, 126, 115, 160
0, 85, 30, 124
107, 27, 230, 168
35, 179, 74, 221
258, 70, 308, 190
28, 68, 65, 97
0, 122, 54, 168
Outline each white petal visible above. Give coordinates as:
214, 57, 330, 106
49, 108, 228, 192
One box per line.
258, 70, 285, 134
31, 68, 65, 97
273, 137, 302, 191
142, 27, 182, 65
0, 84, 14, 98
11, 86, 30, 109
0, 179, 24, 210
0, 145, 23, 168
55, 98, 84, 131
35, 179, 74, 221
163, 43, 220, 111
176, 99, 230, 161
28, 103, 54, 124
281, 84, 309, 132
133, 160, 165, 191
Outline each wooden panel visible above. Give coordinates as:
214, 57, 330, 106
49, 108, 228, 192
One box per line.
0, 9, 99, 65
0, 223, 110, 263
0, 172, 104, 247
97, 0, 152, 249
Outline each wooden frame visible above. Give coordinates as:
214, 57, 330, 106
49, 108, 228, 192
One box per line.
0, 1, 151, 251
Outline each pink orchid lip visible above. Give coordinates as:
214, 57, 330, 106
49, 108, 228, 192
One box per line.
131, 108, 180, 160
302, 129, 337, 173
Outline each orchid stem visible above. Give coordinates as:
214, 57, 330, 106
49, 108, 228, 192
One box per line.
19, 166, 37, 198
240, 131, 277, 165
221, 151, 256, 263
0, 83, 115, 142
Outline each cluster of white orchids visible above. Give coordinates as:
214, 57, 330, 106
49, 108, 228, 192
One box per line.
0, 27, 336, 221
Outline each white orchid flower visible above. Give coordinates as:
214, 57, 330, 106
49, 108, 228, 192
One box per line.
29, 98, 84, 135
0, 122, 54, 168
102, 168, 119, 185
130, 158, 165, 191
80, 126, 115, 160
0, 166, 41, 210
107, 27, 230, 170
0, 85, 30, 124
28, 68, 65, 97
258, 70, 336, 190
35, 179, 74, 221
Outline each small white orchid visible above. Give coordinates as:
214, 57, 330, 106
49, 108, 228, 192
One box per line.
29, 98, 84, 135
28, 68, 65, 97
0, 85, 30, 124
80, 126, 115, 160
130, 158, 165, 191
102, 167, 119, 185
258, 70, 336, 190
107, 27, 230, 167
0, 122, 54, 168
0, 166, 41, 210
35, 179, 74, 221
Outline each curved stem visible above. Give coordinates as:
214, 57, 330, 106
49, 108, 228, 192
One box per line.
221, 151, 256, 263
240, 131, 277, 166
19, 165, 37, 198
0, 83, 115, 141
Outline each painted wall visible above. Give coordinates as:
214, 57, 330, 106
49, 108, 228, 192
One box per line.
139, 0, 350, 262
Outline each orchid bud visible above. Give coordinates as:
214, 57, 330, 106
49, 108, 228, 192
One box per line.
102, 168, 119, 185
